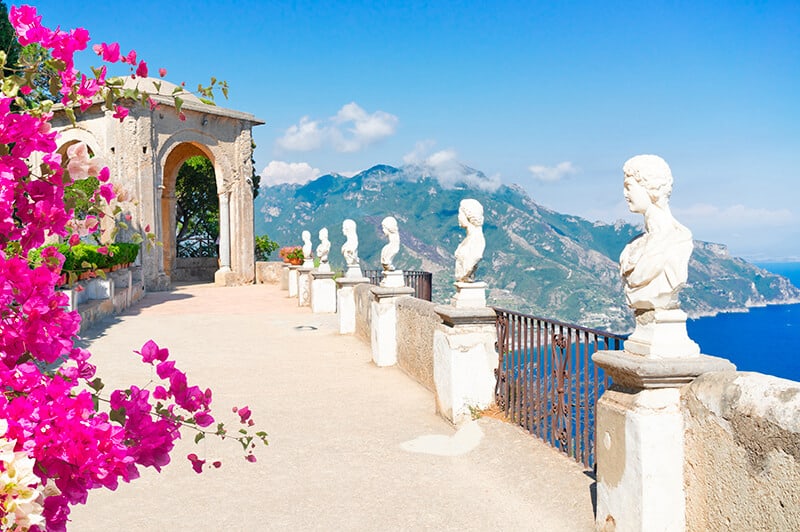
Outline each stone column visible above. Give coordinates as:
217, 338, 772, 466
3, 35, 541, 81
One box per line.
336, 276, 370, 334
215, 191, 235, 286
592, 351, 735, 531
297, 264, 313, 307
370, 285, 414, 366
311, 269, 337, 313
280, 264, 290, 290
433, 282, 497, 425
287, 265, 300, 298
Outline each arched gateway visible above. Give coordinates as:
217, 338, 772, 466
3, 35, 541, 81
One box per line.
51, 78, 264, 290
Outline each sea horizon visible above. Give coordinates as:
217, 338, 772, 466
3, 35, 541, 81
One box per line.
686, 261, 800, 382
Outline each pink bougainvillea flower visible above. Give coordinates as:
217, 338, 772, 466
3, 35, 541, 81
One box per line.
147, 97, 158, 111
121, 49, 137, 65
92, 41, 120, 62
98, 166, 110, 182
68, 233, 80, 246
19, 85, 32, 95
135, 60, 148, 78
96, 246, 108, 255
187, 453, 205, 474
179, 112, 186, 122
112, 105, 129, 121
158, 67, 167, 77
236, 406, 252, 424
245, 455, 257, 463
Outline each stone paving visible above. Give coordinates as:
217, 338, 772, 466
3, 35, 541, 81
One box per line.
68, 283, 595, 531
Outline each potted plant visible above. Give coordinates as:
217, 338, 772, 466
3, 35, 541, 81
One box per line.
279, 246, 304, 265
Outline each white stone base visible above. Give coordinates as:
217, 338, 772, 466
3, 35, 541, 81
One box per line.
380, 269, 405, 288
280, 264, 289, 290
288, 266, 299, 298
625, 308, 700, 358
311, 271, 336, 313
433, 307, 498, 425
370, 285, 413, 366
214, 268, 236, 287
451, 281, 487, 309
345, 264, 363, 278
302, 258, 314, 268
297, 267, 312, 307
337, 277, 369, 334
595, 387, 685, 532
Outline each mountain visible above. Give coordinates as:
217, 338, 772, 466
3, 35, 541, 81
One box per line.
255, 164, 800, 333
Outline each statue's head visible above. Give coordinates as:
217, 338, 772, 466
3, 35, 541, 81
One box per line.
623, 155, 673, 211
302, 230, 311, 242
381, 216, 398, 235
458, 199, 484, 228
319, 227, 328, 240
342, 219, 356, 236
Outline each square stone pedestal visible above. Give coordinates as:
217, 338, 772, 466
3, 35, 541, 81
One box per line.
433, 306, 497, 425
214, 268, 236, 287
451, 281, 487, 309
337, 276, 369, 334
311, 270, 337, 313
297, 265, 313, 307
380, 269, 405, 288
370, 285, 414, 366
592, 349, 735, 532
280, 264, 290, 290
344, 264, 363, 279
288, 265, 300, 298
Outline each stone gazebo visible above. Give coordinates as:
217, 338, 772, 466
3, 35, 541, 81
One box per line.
51, 77, 264, 290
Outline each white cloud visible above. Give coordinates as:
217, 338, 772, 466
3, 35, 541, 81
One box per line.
261, 160, 321, 186
276, 103, 398, 153
402, 142, 501, 192
528, 161, 578, 182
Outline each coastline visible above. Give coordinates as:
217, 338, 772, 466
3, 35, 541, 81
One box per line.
687, 296, 800, 321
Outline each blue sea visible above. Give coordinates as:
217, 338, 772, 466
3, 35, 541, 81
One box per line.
686, 262, 800, 382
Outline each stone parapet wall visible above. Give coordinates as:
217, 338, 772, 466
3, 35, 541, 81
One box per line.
682, 371, 800, 531
172, 257, 218, 282
255, 261, 283, 284
396, 297, 440, 391
354, 283, 373, 344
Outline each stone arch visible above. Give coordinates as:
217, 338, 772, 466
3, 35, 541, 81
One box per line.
49, 78, 263, 290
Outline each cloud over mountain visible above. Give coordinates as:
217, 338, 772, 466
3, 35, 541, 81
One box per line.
528, 161, 578, 182
402, 142, 501, 192
261, 160, 321, 186
276, 103, 398, 153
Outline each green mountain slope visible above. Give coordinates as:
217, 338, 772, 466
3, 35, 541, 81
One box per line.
255, 165, 800, 333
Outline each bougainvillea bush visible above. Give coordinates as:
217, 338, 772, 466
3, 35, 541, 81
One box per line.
0, 6, 264, 531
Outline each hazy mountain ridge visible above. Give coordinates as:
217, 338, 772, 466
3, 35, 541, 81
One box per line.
255, 165, 800, 333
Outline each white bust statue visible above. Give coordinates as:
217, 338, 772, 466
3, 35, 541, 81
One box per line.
316, 227, 330, 265
301, 230, 312, 259
380, 216, 400, 271
619, 155, 693, 311
341, 219, 359, 267
454, 199, 486, 282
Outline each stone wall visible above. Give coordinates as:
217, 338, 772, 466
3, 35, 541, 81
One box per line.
354, 283, 373, 344
172, 257, 218, 282
396, 297, 440, 392
255, 261, 283, 284
682, 371, 800, 531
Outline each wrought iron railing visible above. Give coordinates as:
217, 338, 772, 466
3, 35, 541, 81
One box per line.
364, 270, 432, 301
492, 307, 624, 469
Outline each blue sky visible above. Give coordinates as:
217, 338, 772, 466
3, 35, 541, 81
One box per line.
30, 0, 800, 261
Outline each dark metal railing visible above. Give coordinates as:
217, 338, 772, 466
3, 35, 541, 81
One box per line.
492, 307, 624, 469
364, 270, 432, 301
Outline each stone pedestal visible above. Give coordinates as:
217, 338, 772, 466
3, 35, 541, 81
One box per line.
625, 308, 700, 358
311, 270, 337, 313
336, 276, 370, 334
214, 267, 236, 287
380, 269, 405, 288
280, 264, 290, 290
370, 285, 414, 366
432, 306, 497, 425
592, 350, 735, 532
345, 264, 363, 279
451, 281, 487, 309
297, 265, 313, 307
288, 265, 300, 298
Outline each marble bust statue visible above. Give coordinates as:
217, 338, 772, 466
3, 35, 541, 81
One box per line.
454, 199, 486, 282
619, 154, 693, 312
301, 230, 312, 260
380, 216, 400, 271
341, 219, 359, 267
316, 227, 330, 265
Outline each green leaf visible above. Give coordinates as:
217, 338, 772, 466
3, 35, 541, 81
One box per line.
110, 407, 127, 424
65, 107, 76, 126
88, 377, 105, 392
194, 432, 205, 444
174, 96, 183, 115
153, 81, 162, 92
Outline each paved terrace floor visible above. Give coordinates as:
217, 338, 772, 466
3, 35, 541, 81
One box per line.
69, 283, 595, 531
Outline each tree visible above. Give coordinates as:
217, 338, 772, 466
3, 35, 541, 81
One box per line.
175, 156, 219, 257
